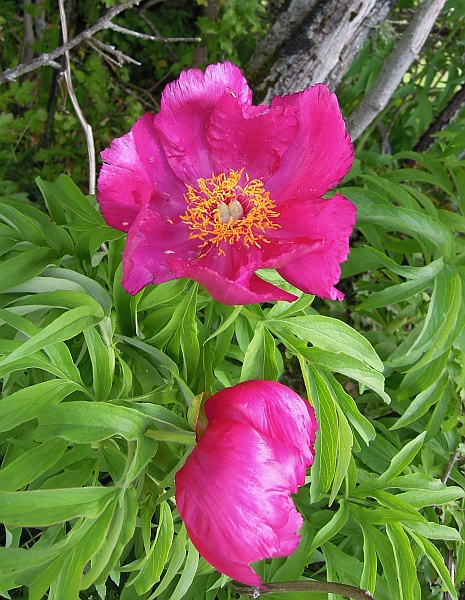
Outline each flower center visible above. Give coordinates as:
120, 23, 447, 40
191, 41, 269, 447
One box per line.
180, 169, 280, 256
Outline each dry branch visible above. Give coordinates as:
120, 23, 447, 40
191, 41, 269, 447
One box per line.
249, 0, 395, 102
0, 0, 200, 85
346, 0, 448, 141
58, 0, 96, 195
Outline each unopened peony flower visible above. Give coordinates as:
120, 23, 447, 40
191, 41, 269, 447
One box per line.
175, 380, 318, 586
98, 62, 355, 305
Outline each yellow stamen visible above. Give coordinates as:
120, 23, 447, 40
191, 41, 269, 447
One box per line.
180, 169, 280, 256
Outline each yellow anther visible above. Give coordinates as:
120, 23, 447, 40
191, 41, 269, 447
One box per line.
180, 170, 280, 255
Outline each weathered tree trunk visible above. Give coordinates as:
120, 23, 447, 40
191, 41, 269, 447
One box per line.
248, 0, 396, 102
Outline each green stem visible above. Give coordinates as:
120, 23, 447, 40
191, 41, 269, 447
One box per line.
145, 429, 196, 445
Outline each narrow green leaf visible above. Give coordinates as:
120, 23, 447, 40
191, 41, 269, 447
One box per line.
0, 305, 104, 368
0, 487, 119, 526
392, 374, 448, 429
398, 487, 465, 508
0, 248, 57, 293
35, 401, 153, 443
271, 315, 383, 371
378, 432, 426, 482
241, 323, 279, 381
150, 527, 187, 598
309, 501, 349, 554
356, 204, 455, 259
406, 530, 458, 599
0, 439, 68, 491
329, 404, 353, 505
169, 539, 199, 600
307, 366, 338, 502
386, 523, 416, 600
357, 277, 434, 311
84, 325, 114, 401
0, 379, 82, 432
135, 501, 174, 594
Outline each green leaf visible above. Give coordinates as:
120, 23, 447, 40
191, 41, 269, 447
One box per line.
386, 523, 416, 600
241, 323, 279, 381
84, 324, 114, 401
0, 379, 82, 432
356, 204, 455, 259
306, 366, 338, 502
392, 374, 448, 429
406, 530, 458, 599
35, 401, 153, 443
278, 330, 389, 402
0, 438, 68, 491
357, 277, 434, 311
43, 267, 112, 314
309, 501, 349, 554
378, 432, 426, 482
0, 248, 58, 293
359, 522, 377, 593
397, 487, 465, 508
271, 315, 383, 371
0, 486, 119, 526
150, 526, 187, 598
36, 174, 102, 224
0, 305, 104, 368
404, 521, 461, 542
133, 501, 174, 594
329, 403, 353, 505
169, 539, 199, 600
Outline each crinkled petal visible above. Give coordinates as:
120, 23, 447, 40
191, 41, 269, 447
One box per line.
275, 193, 356, 300
98, 113, 186, 232
121, 207, 196, 294
170, 257, 297, 305
267, 84, 354, 203
207, 92, 299, 181
155, 62, 253, 184
206, 380, 317, 489
175, 419, 304, 586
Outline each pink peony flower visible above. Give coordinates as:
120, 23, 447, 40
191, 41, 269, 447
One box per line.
97, 62, 355, 305
174, 380, 318, 586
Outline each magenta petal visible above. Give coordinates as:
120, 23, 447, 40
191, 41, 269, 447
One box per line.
155, 62, 253, 184
121, 207, 195, 294
206, 380, 317, 488
276, 193, 356, 300
207, 92, 299, 181
170, 258, 297, 305
267, 84, 354, 203
175, 419, 304, 586
98, 113, 186, 232
98, 128, 148, 232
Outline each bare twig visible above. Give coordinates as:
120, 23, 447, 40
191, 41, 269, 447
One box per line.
231, 580, 376, 600
106, 21, 201, 43
346, 0, 448, 141
58, 0, 96, 194
0, 0, 143, 84
87, 38, 141, 67
415, 84, 465, 153
441, 449, 462, 485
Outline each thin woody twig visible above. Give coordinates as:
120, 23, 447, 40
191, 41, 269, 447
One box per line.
441, 449, 462, 485
58, 0, 96, 195
346, 0, 448, 141
0, 0, 142, 84
106, 21, 201, 43
88, 37, 141, 67
0, 0, 201, 85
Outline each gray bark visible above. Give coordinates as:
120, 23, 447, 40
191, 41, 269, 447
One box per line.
248, 0, 396, 102
346, 0, 448, 140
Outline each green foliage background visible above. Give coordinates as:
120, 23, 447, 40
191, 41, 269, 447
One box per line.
1, 1, 465, 599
